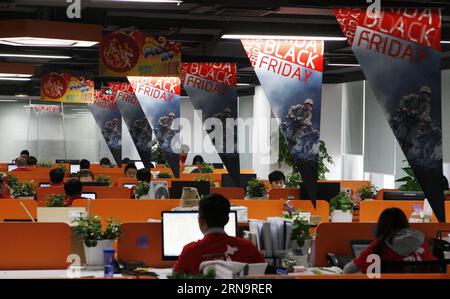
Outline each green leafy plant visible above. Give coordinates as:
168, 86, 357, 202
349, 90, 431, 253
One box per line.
57, 164, 67, 172
168, 269, 216, 279
356, 183, 378, 200
95, 175, 112, 186
150, 139, 168, 166
10, 178, 36, 198
6, 174, 19, 191
330, 192, 355, 212
72, 215, 122, 247
135, 181, 150, 199
46, 194, 65, 207
37, 161, 53, 168
199, 162, 214, 174
396, 167, 422, 191
278, 130, 333, 179
246, 178, 268, 198
157, 172, 172, 178
285, 172, 302, 188
290, 216, 313, 248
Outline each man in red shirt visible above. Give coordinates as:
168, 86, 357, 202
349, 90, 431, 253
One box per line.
174, 193, 265, 274
10, 157, 30, 172
64, 178, 87, 206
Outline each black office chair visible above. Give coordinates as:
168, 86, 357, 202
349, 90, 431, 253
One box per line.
381, 259, 449, 273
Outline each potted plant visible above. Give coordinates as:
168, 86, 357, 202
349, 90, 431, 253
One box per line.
329, 192, 354, 222
396, 167, 422, 191
95, 175, 112, 186
72, 215, 122, 268
157, 172, 172, 179
282, 212, 314, 267
47, 194, 65, 207
37, 161, 53, 168
352, 183, 378, 208
135, 181, 150, 199
285, 172, 302, 188
9, 177, 36, 199
199, 162, 214, 174
245, 178, 268, 199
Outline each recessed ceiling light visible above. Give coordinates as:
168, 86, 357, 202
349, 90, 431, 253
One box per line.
327, 63, 360, 67
0, 37, 97, 47
0, 53, 71, 59
0, 77, 31, 81
15, 94, 28, 98
0, 73, 33, 78
237, 83, 252, 86
222, 34, 347, 41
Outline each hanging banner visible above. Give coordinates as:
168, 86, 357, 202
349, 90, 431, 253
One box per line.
181, 63, 241, 186
242, 39, 324, 206
108, 82, 153, 169
334, 8, 445, 221
41, 72, 94, 103
88, 88, 122, 166
99, 30, 181, 77
129, 76, 181, 177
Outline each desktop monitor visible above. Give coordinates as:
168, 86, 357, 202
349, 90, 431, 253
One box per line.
7, 164, 17, 172
300, 182, 341, 202
124, 183, 136, 189
383, 191, 425, 200
170, 181, 210, 199
40, 183, 51, 188
349, 240, 372, 258
221, 174, 257, 188
134, 162, 145, 170
70, 164, 80, 174
82, 192, 97, 200
162, 211, 237, 260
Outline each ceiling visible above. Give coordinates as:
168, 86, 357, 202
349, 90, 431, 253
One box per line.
1, 0, 450, 97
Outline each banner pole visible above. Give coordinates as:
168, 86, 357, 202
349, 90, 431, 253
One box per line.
61, 102, 68, 159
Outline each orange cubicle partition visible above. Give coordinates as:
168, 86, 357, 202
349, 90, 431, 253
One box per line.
118, 222, 175, 268
359, 200, 438, 222
36, 186, 131, 203
292, 200, 329, 223
314, 222, 450, 267
319, 180, 371, 195
446, 201, 450, 223
211, 187, 244, 199
0, 199, 37, 221
0, 223, 71, 270
268, 188, 300, 200
72, 199, 180, 223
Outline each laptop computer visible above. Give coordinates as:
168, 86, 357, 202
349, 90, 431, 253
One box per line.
349, 240, 373, 258
37, 207, 87, 226
82, 192, 97, 200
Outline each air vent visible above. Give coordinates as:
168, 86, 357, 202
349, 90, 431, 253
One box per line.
218, 8, 275, 17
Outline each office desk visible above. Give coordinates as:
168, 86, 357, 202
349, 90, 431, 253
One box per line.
0, 268, 173, 279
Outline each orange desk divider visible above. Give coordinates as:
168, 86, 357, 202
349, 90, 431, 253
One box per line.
0, 199, 37, 221
0, 222, 71, 270
83, 186, 130, 198
314, 222, 450, 267
117, 178, 138, 187
118, 222, 175, 268
376, 189, 399, 200
359, 200, 438, 222
446, 201, 450, 223
73, 199, 180, 222
268, 188, 300, 200
37, 186, 65, 202
211, 187, 244, 199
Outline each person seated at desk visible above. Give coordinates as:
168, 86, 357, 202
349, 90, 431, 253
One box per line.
268, 170, 285, 189
174, 193, 265, 274
78, 170, 94, 183
26, 156, 37, 168
192, 155, 204, 167
19, 149, 30, 159
100, 157, 112, 168
49, 168, 65, 187
0, 173, 10, 199
124, 163, 137, 178
10, 157, 30, 172
343, 208, 436, 274
80, 159, 90, 171
131, 168, 151, 199
64, 178, 86, 206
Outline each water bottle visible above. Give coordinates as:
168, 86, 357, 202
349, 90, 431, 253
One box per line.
103, 248, 115, 278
